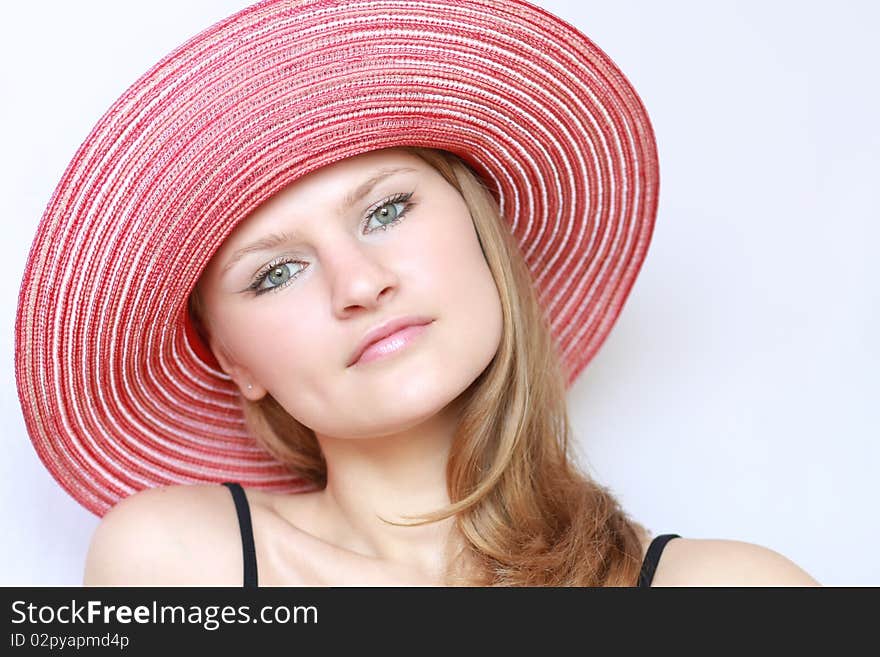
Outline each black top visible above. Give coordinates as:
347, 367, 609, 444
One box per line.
637, 533, 681, 587
222, 482, 258, 587
221, 482, 679, 587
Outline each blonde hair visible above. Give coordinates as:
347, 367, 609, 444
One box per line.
188, 147, 648, 585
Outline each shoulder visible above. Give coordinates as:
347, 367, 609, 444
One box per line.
83, 484, 243, 586
648, 536, 821, 586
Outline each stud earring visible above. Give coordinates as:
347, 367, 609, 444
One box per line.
247, 384, 253, 390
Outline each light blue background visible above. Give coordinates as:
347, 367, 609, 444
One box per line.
2, 1, 877, 585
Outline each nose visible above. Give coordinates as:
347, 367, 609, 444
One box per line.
324, 237, 399, 316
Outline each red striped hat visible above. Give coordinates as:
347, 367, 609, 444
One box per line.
15, 0, 659, 516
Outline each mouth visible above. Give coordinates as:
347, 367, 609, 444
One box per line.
348, 317, 434, 367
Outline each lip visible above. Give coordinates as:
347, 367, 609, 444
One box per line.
348, 315, 434, 367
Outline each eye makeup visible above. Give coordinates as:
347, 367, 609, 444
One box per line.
244, 191, 416, 296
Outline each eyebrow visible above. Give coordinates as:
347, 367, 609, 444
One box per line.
221, 166, 417, 277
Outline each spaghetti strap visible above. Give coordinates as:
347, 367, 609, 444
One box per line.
637, 533, 681, 587
222, 482, 259, 588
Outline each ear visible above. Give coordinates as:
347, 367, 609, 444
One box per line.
208, 335, 268, 402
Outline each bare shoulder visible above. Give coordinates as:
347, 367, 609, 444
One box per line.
83, 484, 243, 586
649, 536, 821, 586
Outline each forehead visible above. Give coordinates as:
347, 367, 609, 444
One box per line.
308, 147, 425, 182
247, 146, 422, 225
259, 147, 425, 208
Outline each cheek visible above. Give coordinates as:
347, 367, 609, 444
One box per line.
413, 206, 503, 358
224, 302, 327, 382
409, 201, 483, 295
447, 212, 495, 298
233, 306, 335, 421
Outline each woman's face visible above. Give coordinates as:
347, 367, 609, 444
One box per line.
197, 148, 503, 437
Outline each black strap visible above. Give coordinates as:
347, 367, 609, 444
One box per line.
637, 533, 681, 587
222, 482, 259, 588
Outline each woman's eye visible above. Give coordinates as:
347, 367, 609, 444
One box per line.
364, 194, 413, 233
253, 261, 303, 295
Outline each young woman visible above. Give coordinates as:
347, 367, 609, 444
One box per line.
15, 0, 818, 586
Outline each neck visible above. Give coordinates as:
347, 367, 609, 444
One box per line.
311, 395, 467, 578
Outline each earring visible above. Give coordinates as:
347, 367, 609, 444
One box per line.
247, 384, 253, 390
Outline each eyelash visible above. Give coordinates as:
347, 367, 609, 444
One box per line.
246, 191, 416, 296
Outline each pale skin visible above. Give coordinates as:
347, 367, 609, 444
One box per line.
83, 148, 820, 586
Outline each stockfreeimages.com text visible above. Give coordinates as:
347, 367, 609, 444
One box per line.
11, 599, 317, 631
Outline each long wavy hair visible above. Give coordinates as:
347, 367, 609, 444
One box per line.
188, 147, 649, 586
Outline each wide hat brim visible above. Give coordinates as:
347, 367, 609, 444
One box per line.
15, 0, 659, 516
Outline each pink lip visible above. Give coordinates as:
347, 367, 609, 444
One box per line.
348, 316, 434, 367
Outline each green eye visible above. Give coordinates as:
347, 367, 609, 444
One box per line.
364, 192, 414, 233
368, 201, 403, 229
264, 262, 296, 288
250, 261, 304, 296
